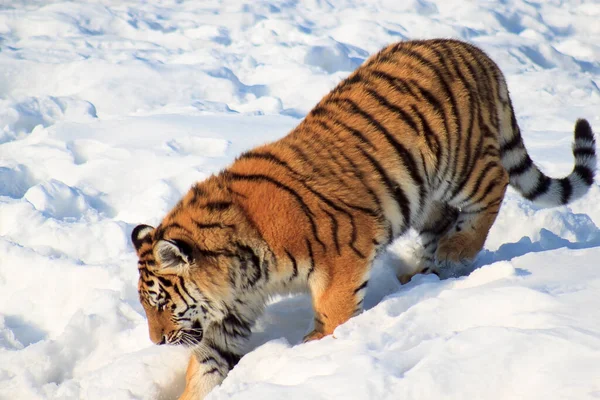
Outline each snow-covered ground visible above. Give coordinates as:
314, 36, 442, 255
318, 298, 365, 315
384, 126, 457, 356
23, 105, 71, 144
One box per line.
1, 0, 600, 399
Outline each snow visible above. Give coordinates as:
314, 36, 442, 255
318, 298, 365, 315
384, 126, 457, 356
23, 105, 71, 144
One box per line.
1, 0, 600, 399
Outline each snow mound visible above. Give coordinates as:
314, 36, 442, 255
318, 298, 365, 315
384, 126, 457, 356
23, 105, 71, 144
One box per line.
24, 180, 93, 220
304, 41, 365, 73
0, 97, 97, 143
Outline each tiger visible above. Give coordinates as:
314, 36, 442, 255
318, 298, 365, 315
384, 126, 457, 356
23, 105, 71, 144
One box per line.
131, 38, 596, 399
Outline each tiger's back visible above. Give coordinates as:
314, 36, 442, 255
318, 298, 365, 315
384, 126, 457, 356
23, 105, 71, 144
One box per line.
132, 39, 596, 399
229, 38, 595, 279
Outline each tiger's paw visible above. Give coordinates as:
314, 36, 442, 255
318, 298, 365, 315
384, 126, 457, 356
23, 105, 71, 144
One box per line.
397, 263, 439, 284
436, 232, 478, 264
302, 330, 326, 342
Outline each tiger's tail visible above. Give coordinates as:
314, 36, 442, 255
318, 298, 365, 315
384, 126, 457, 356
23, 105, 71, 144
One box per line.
498, 97, 596, 207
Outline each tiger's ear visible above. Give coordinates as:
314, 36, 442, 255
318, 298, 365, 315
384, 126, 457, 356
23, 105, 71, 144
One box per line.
132, 224, 155, 253
154, 239, 194, 275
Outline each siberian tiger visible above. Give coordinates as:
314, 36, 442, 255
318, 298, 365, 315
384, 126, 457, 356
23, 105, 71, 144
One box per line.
132, 39, 596, 399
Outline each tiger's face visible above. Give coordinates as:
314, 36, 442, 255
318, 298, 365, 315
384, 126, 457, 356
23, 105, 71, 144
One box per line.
131, 224, 226, 348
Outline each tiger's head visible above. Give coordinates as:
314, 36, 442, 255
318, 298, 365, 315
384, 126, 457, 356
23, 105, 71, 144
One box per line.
131, 180, 270, 347
131, 223, 213, 347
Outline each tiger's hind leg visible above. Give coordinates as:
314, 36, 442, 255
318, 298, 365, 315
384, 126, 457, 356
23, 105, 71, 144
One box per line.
397, 201, 459, 284
435, 166, 508, 277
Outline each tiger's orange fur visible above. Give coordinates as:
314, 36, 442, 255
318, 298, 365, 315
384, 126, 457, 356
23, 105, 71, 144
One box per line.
132, 39, 596, 399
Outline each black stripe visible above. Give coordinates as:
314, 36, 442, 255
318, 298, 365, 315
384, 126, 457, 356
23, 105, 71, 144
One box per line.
357, 147, 411, 228
559, 177, 572, 204
313, 131, 355, 178
311, 108, 377, 150
421, 238, 437, 249
458, 42, 500, 129
236, 242, 263, 287
202, 201, 232, 211
410, 104, 442, 161
285, 249, 299, 280
419, 151, 430, 186
210, 344, 241, 371
154, 222, 194, 240
199, 356, 218, 365
225, 171, 326, 250
285, 142, 324, 175
368, 69, 452, 140
204, 367, 224, 377
482, 144, 500, 157
313, 315, 325, 333
339, 199, 379, 218
196, 248, 236, 258
348, 217, 367, 259
507, 155, 533, 176
362, 87, 419, 133
320, 207, 341, 255
336, 148, 383, 211
524, 175, 551, 201
156, 276, 172, 287
296, 131, 340, 178
450, 110, 486, 201
306, 238, 316, 279
338, 98, 424, 186
354, 299, 364, 313
240, 151, 297, 173
574, 165, 595, 186
470, 176, 503, 206
171, 281, 191, 307
223, 312, 252, 338
460, 198, 503, 214
330, 71, 362, 96
191, 184, 207, 199
192, 221, 235, 230
353, 280, 369, 294
310, 121, 350, 177
457, 161, 500, 206
139, 249, 152, 259
573, 148, 596, 157
500, 134, 523, 153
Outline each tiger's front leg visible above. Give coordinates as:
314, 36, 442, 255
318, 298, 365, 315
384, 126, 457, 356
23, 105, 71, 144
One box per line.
304, 252, 372, 342
178, 335, 245, 400
178, 355, 204, 400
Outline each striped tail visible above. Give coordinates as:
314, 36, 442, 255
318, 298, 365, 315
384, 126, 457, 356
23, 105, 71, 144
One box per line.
500, 118, 596, 207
